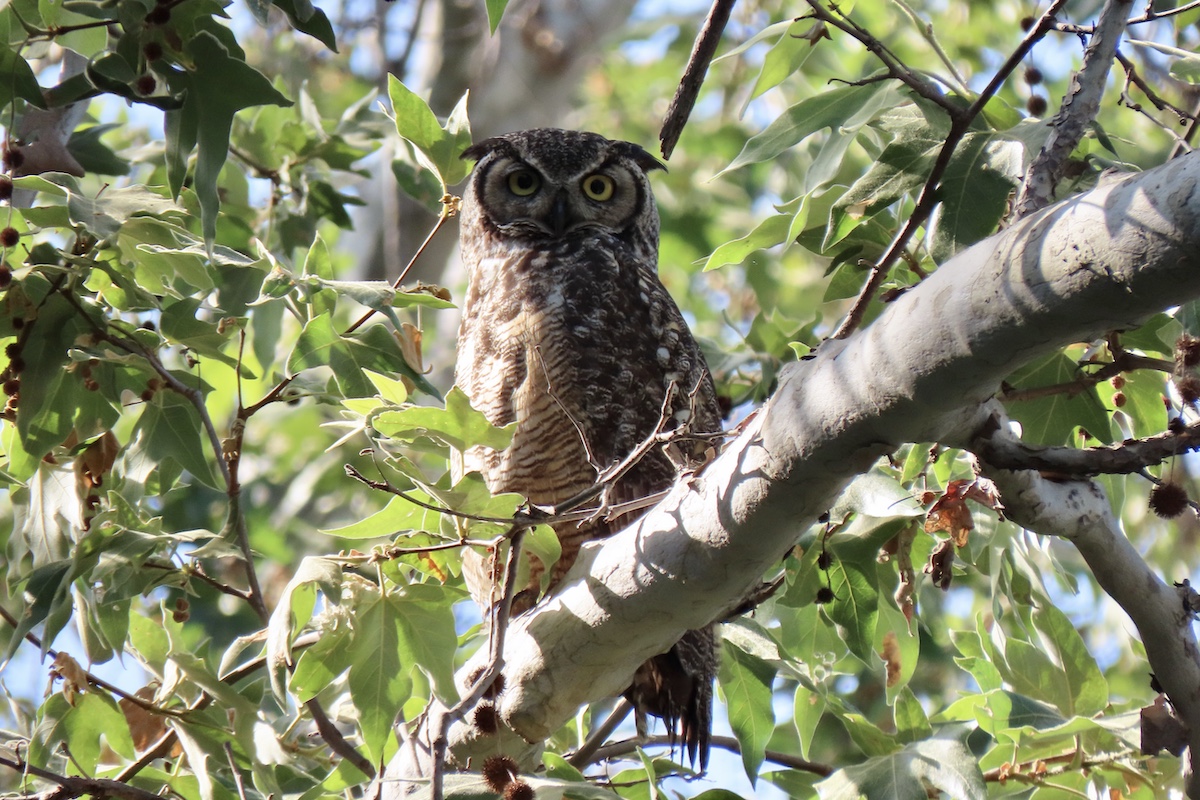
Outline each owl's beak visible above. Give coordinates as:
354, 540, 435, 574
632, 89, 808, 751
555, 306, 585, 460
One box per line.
549, 190, 571, 236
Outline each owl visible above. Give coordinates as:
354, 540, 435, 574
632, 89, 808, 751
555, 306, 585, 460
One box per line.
454, 128, 723, 769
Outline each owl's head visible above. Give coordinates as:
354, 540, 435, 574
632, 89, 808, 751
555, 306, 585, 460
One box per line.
460, 128, 664, 244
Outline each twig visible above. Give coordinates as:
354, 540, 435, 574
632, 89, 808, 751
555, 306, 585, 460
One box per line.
224, 743, 249, 800
806, 2, 959, 115
567, 700, 634, 768
1054, 0, 1200, 33
427, 525, 527, 800
829, 0, 1072, 338
975, 420, 1200, 476
999, 352, 1172, 403
307, 699, 376, 777
1013, 0, 1133, 218
582, 734, 834, 776
659, 0, 737, 159
0, 755, 165, 800
0, 604, 185, 718
977, 418, 1200, 796
345, 206, 453, 335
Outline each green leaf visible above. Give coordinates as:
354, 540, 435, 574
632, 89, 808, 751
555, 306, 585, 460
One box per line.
484, 0, 509, 34
272, 0, 337, 50
930, 133, 1022, 263
747, 20, 816, 103
373, 386, 515, 451
0, 41, 46, 110
288, 313, 441, 399
291, 620, 354, 702
893, 687, 932, 744
267, 556, 343, 701
822, 558, 879, 663
1004, 352, 1113, 445
793, 684, 826, 760
816, 728, 985, 800
29, 692, 135, 775
387, 77, 473, 190
1030, 604, 1108, 717
133, 391, 223, 489
13, 293, 90, 458
704, 213, 791, 271
725, 81, 902, 173
348, 590, 414, 763
169, 31, 292, 251
718, 642, 776, 783
392, 583, 460, 705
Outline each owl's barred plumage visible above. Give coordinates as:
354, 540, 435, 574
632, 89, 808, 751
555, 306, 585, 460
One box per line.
455, 128, 722, 769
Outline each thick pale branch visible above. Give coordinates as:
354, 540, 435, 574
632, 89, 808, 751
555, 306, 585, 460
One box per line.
387, 151, 1200, 791
978, 445, 1200, 797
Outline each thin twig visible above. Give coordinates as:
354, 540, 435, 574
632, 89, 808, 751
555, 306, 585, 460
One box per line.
0, 604, 186, 718
0, 755, 166, 800
1014, 0, 1133, 218
567, 700, 634, 768
976, 420, 1200, 476
660, 0, 738, 159
1054, 0, 1200, 33
427, 525, 527, 800
828, 0, 1072, 338
345, 206, 453, 335
582, 734, 834, 776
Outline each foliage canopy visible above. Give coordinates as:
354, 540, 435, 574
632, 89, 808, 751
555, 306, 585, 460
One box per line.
3, 1, 1200, 799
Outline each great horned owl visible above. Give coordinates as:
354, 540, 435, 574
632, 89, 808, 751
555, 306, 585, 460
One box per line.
454, 128, 722, 768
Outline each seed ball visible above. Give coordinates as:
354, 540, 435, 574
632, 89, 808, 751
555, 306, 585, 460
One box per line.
0, 175, 12, 202
0, 227, 19, 248
482, 755, 518, 791
143, 41, 164, 61
1024, 66, 1043, 85
1027, 95, 1048, 117
3, 146, 24, 171
1149, 482, 1190, 518
3, 378, 18, 395
1020, 16, 1036, 31
473, 703, 499, 734
503, 781, 535, 800
815, 586, 835, 605
1112, 391, 1127, 408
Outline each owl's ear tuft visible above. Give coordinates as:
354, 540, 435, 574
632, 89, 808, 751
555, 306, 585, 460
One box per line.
618, 142, 667, 174
462, 137, 515, 163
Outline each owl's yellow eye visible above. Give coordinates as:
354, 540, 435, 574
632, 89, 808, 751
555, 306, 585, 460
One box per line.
507, 170, 540, 196
581, 174, 615, 201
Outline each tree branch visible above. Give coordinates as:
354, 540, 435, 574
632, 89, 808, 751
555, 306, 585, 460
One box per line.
1014, 0, 1133, 218
974, 419, 1200, 798
383, 150, 1200, 793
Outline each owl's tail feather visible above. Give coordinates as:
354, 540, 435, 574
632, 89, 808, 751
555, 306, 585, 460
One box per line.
625, 624, 717, 772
